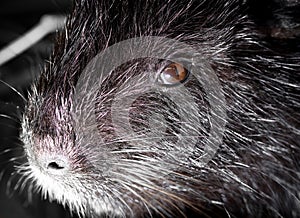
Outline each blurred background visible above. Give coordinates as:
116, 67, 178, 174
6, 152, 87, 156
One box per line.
0, 0, 299, 218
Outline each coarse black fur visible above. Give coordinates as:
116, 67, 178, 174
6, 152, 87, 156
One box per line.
19, 0, 300, 218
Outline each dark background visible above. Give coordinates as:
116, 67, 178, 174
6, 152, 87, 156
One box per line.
0, 0, 299, 218
0, 1, 75, 217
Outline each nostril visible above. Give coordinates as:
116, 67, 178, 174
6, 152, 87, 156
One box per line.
47, 161, 65, 170
38, 156, 70, 174
36, 154, 70, 175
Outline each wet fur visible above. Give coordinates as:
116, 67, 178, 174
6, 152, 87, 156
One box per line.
20, 0, 300, 218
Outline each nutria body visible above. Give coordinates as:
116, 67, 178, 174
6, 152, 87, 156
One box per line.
20, 0, 300, 217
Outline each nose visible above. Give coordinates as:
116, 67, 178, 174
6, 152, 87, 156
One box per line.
48, 161, 65, 170
37, 154, 70, 175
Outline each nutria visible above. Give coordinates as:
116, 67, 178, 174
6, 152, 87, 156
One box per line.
18, 0, 300, 217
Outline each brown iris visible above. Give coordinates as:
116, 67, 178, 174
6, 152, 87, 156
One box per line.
158, 62, 189, 86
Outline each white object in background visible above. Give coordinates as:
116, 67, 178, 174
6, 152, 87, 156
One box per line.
0, 15, 66, 66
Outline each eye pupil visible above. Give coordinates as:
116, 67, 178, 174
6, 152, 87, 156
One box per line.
159, 63, 189, 86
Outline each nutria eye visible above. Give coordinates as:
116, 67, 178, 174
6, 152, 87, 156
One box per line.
158, 63, 189, 86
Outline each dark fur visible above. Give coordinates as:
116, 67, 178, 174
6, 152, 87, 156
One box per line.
20, 0, 300, 217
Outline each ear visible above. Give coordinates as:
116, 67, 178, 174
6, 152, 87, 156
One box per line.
247, 0, 300, 39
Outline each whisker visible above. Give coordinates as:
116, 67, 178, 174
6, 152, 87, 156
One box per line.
101, 186, 133, 217
0, 113, 20, 124
114, 179, 157, 218
101, 134, 202, 150
0, 80, 26, 102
